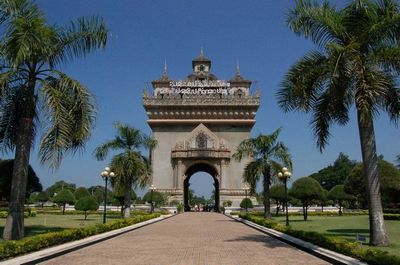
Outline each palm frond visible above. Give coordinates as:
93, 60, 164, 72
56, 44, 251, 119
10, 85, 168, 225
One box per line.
376, 73, 400, 124
287, 0, 346, 49
0, 89, 19, 152
110, 150, 150, 190
51, 16, 107, 66
243, 160, 263, 194
93, 139, 124, 160
0, 0, 42, 26
39, 72, 96, 169
232, 138, 255, 161
278, 50, 328, 112
372, 46, 400, 74
1, 11, 56, 68
355, 66, 391, 122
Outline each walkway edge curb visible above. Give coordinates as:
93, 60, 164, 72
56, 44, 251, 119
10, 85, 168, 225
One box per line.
228, 215, 367, 265
1, 214, 174, 265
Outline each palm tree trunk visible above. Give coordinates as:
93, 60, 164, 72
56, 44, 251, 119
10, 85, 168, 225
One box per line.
3, 79, 36, 240
357, 111, 389, 246
123, 179, 132, 219
263, 171, 272, 219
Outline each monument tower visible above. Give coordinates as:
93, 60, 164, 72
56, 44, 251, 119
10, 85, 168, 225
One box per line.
143, 50, 260, 210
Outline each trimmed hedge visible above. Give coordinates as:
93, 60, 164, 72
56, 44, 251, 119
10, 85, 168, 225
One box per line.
384, 209, 400, 214
384, 214, 400, 220
0, 213, 161, 260
0, 210, 37, 219
243, 211, 369, 217
239, 213, 400, 265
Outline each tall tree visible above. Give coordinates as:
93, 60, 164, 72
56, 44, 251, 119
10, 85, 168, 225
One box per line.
94, 123, 156, 218
46, 181, 76, 198
278, 0, 400, 245
0, 0, 107, 240
0, 159, 42, 201
345, 159, 400, 209
88, 185, 107, 204
309, 153, 357, 190
233, 128, 291, 218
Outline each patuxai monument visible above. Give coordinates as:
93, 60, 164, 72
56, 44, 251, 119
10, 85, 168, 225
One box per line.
143, 50, 260, 211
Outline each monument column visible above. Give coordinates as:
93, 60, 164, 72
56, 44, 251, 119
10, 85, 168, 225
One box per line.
177, 159, 183, 189
220, 159, 226, 189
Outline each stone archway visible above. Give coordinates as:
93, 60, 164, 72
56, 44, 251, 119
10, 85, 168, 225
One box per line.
183, 163, 220, 212
143, 53, 260, 207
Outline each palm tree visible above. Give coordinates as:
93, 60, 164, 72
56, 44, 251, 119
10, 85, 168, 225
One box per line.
94, 123, 156, 218
233, 128, 291, 218
278, 0, 400, 246
0, 0, 107, 240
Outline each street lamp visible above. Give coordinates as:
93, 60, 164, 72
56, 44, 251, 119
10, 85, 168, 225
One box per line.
278, 167, 291, 226
101, 167, 115, 224
149, 184, 156, 214
242, 183, 250, 213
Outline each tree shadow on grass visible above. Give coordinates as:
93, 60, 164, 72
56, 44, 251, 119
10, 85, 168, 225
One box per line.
24, 225, 66, 237
326, 228, 369, 240
278, 219, 311, 223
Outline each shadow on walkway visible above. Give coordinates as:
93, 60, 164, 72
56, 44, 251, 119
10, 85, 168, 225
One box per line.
225, 234, 288, 249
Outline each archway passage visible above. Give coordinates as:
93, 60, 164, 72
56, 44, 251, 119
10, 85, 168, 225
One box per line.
184, 163, 219, 212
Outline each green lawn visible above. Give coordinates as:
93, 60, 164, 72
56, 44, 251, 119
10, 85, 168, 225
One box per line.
0, 213, 122, 238
273, 215, 400, 256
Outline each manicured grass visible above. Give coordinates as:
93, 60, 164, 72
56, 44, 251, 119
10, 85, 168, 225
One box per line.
273, 215, 400, 257
0, 213, 122, 238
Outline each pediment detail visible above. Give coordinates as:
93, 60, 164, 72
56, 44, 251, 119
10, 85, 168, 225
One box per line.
172, 124, 230, 159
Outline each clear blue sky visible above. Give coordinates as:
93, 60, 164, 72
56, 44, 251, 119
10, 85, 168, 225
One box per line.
22, 0, 399, 198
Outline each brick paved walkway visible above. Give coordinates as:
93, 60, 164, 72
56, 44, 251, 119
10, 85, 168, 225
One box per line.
39, 213, 330, 265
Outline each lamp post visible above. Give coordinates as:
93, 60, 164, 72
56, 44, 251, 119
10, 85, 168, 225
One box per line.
242, 183, 250, 213
101, 167, 115, 224
149, 184, 155, 214
278, 167, 291, 226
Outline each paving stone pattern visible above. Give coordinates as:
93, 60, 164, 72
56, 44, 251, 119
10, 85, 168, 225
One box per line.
39, 212, 330, 265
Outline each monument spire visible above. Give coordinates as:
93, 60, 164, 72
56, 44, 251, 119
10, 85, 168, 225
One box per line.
163, 60, 168, 76
236, 60, 241, 76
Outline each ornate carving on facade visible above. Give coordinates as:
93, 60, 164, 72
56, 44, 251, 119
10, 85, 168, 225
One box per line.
171, 124, 231, 159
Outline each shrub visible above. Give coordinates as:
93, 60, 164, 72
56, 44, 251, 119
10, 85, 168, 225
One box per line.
176, 203, 184, 213
290, 177, 324, 221
0, 213, 161, 260
240, 198, 253, 209
74, 187, 91, 201
328, 185, 354, 216
222, 200, 232, 207
53, 190, 75, 214
75, 196, 99, 220
169, 200, 180, 206
37, 191, 50, 207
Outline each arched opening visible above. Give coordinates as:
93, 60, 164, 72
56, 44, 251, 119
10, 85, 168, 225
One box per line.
184, 163, 220, 212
